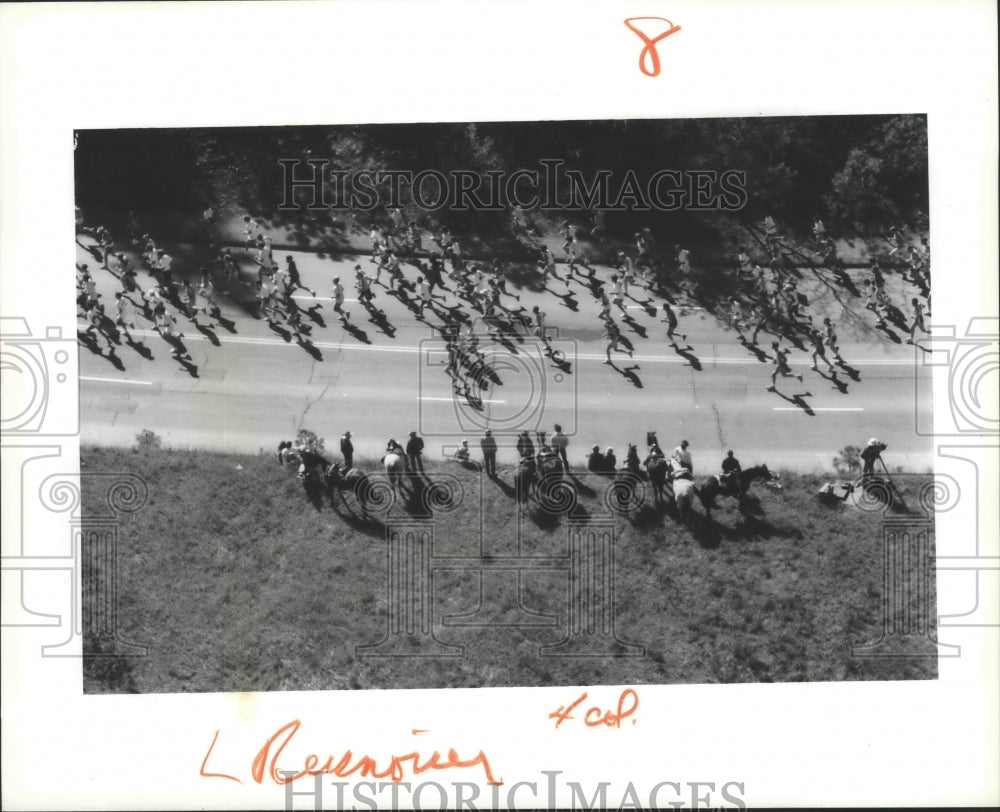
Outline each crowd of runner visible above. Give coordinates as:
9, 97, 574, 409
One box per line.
76, 201, 932, 400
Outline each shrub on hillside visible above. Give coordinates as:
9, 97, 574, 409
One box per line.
296, 429, 325, 453
134, 429, 162, 453
833, 445, 862, 477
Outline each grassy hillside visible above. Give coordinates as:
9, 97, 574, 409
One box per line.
81, 446, 937, 693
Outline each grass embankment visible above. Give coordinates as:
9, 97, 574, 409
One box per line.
82, 447, 937, 693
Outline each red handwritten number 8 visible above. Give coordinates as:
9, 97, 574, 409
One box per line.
624, 17, 682, 77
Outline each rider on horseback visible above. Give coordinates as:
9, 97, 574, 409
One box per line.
720, 450, 742, 492
516, 431, 535, 460
296, 444, 328, 481
643, 444, 665, 467
381, 438, 406, 466
672, 440, 693, 476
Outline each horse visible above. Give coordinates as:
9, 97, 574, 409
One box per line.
624, 443, 641, 475
515, 455, 537, 506
645, 454, 669, 502
325, 463, 372, 516
612, 464, 644, 513
816, 480, 854, 506
383, 452, 408, 497
295, 448, 330, 505
671, 474, 698, 521
698, 464, 777, 513
296, 446, 329, 483
536, 452, 564, 484
277, 440, 301, 469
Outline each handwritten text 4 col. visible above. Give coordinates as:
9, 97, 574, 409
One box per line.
548, 688, 639, 729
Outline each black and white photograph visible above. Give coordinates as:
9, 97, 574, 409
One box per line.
73, 116, 939, 693
2, 2, 996, 810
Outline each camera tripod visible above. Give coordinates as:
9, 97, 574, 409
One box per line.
866, 454, 906, 507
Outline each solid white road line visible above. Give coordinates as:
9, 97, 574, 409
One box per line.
419, 396, 507, 403
772, 407, 865, 411
119, 329, 917, 367
80, 376, 153, 386
292, 295, 360, 302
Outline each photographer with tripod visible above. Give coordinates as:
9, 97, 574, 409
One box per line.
861, 438, 888, 478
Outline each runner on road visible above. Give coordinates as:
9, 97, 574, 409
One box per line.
661, 301, 686, 345
766, 341, 803, 391
906, 297, 929, 344
603, 316, 634, 364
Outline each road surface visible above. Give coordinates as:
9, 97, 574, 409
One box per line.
74, 240, 934, 472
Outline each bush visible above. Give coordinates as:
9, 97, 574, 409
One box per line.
296, 428, 325, 453
833, 445, 862, 477
134, 429, 162, 452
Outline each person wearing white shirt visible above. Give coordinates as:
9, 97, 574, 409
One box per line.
416, 277, 431, 317
672, 440, 692, 474
550, 424, 569, 470
114, 292, 141, 344
332, 277, 349, 320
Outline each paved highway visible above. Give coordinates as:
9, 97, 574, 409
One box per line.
76, 241, 934, 472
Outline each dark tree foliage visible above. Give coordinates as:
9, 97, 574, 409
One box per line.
74, 115, 928, 243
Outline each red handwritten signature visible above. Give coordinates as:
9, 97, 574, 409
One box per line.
200, 720, 502, 786
624, 17, 682, 77
549, 688, 639, 728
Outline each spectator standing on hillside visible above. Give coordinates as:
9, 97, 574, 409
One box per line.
551, 424, 569, 470
480, 429, 498, 477
406, 431, 425, 473
340, 431, 354, 470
